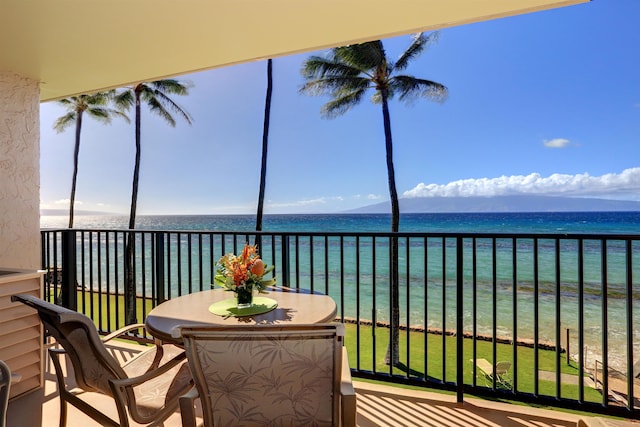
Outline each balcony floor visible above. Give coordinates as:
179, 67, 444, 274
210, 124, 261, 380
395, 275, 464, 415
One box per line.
11, 340, 631, 426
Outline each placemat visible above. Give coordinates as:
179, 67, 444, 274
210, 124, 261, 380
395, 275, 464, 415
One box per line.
209, 296, 278, 317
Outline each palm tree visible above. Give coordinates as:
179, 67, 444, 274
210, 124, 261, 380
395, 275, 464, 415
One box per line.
114, 80, 193, 229
300, 33, 447, 366
255, 58, 274, 242
53, 91, 129, 228
114, 80, 193, 324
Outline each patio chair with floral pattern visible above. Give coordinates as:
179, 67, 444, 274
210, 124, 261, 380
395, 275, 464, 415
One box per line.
177, 323, 356, 427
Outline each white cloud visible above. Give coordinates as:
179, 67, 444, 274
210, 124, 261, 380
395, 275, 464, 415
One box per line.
543, 138, 571, 148
403, 167, 640, 200
266, 194, 379, 213
40, 199, 82, 209
267, 196, 343, 209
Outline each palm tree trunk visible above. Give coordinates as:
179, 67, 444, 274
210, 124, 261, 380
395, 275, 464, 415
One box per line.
255, 59, 273, 247
381, 93, 401, 367
129, 97, 142, 230
68, 113, 83, 228
125, 94, 142, 325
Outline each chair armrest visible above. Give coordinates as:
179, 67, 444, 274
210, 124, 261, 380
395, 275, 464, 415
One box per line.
340, 346, 357, 427
110, 350, 187, 389
102, 323, 146, 343
109, 348, 191, 425
179, 386, 200, 427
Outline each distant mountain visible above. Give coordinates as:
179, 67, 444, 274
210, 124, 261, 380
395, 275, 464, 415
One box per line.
346, 195, 640, 214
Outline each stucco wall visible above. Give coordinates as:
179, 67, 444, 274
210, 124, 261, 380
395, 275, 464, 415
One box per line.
0, 72, 40, 269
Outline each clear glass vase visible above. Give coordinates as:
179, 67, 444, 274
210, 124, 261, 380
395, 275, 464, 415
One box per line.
236, 286, 253, 309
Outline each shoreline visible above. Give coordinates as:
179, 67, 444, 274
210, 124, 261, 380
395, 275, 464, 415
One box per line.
341, 317, 563, 352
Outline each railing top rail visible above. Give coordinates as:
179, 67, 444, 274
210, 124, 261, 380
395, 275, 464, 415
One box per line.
41, 228, 640, 241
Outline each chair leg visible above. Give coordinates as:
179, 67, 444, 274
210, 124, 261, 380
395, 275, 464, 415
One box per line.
49, 349, 68, 427
50, 348, 120, 427
179, 387, 199, 427
58, 399, 67, 427
111, 388, 131, 427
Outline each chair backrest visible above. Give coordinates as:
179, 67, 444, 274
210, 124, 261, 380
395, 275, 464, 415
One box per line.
179, 323, 344, 427
11, 294, 127, 395
0, 360, 10, 427
495, 361, 511, 375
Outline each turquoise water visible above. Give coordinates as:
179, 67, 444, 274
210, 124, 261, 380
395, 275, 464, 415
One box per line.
42, 211, 640, 371
41, 211, 640, 234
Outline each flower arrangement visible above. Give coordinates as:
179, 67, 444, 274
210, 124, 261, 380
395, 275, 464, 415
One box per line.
214, 243, 276, 295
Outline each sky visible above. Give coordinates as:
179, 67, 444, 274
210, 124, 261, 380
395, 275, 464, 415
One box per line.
39, 0, 640, 216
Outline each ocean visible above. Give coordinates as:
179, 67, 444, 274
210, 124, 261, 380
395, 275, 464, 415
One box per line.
41, 211, 640, 371
41, 211, 640, 234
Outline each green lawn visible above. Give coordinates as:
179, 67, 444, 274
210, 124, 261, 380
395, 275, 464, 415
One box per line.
343, 322, 604, 403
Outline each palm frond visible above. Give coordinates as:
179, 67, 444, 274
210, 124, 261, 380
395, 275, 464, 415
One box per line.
52, 90, 123, 131
138, 83, 157, 101
86, 107, 131, 124
53, 112, 76, 133
81, 92, 111, 107
150, 79, 193, 96
300, 76, 370, 97
394, 32, 439, 71
390, 75, 448, 104
153, 90, 193, 125
321, 87, 367, 118
113, 90, 135, 111
334, 41, 385, 71
134, 80, 192, 126
102, 89, 118, 98
85, 107, 113, 124
301, 35, 447, 121
111, 109, 131, 123
146, 96, 177, 127
301, 56, 363, 80
56, 98, 74, 107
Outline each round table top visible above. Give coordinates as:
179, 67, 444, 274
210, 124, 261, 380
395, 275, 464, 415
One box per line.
144, 287, 338, 343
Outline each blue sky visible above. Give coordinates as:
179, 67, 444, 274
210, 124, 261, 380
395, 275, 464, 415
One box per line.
40, 0, 640, 216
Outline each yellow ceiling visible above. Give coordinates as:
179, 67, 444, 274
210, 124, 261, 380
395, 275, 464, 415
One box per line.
0, 0, 588, 102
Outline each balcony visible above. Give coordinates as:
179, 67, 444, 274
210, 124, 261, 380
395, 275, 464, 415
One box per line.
12, 338, 588, 426
35, 227, 640, 423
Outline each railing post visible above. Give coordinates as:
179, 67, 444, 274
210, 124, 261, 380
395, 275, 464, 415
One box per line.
61, 230, 77, 311
155, 232, 165, 305
456, 236, 464, 403
281, 235, 290, 287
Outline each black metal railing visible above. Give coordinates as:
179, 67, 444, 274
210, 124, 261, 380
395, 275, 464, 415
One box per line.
41, 228, 640, 418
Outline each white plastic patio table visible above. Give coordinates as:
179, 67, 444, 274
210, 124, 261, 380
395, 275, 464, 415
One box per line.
144, 287, 338, 344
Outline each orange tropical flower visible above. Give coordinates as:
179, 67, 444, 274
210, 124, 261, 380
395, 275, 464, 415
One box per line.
250, 259, 265, 276
214, 243, 275, 292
